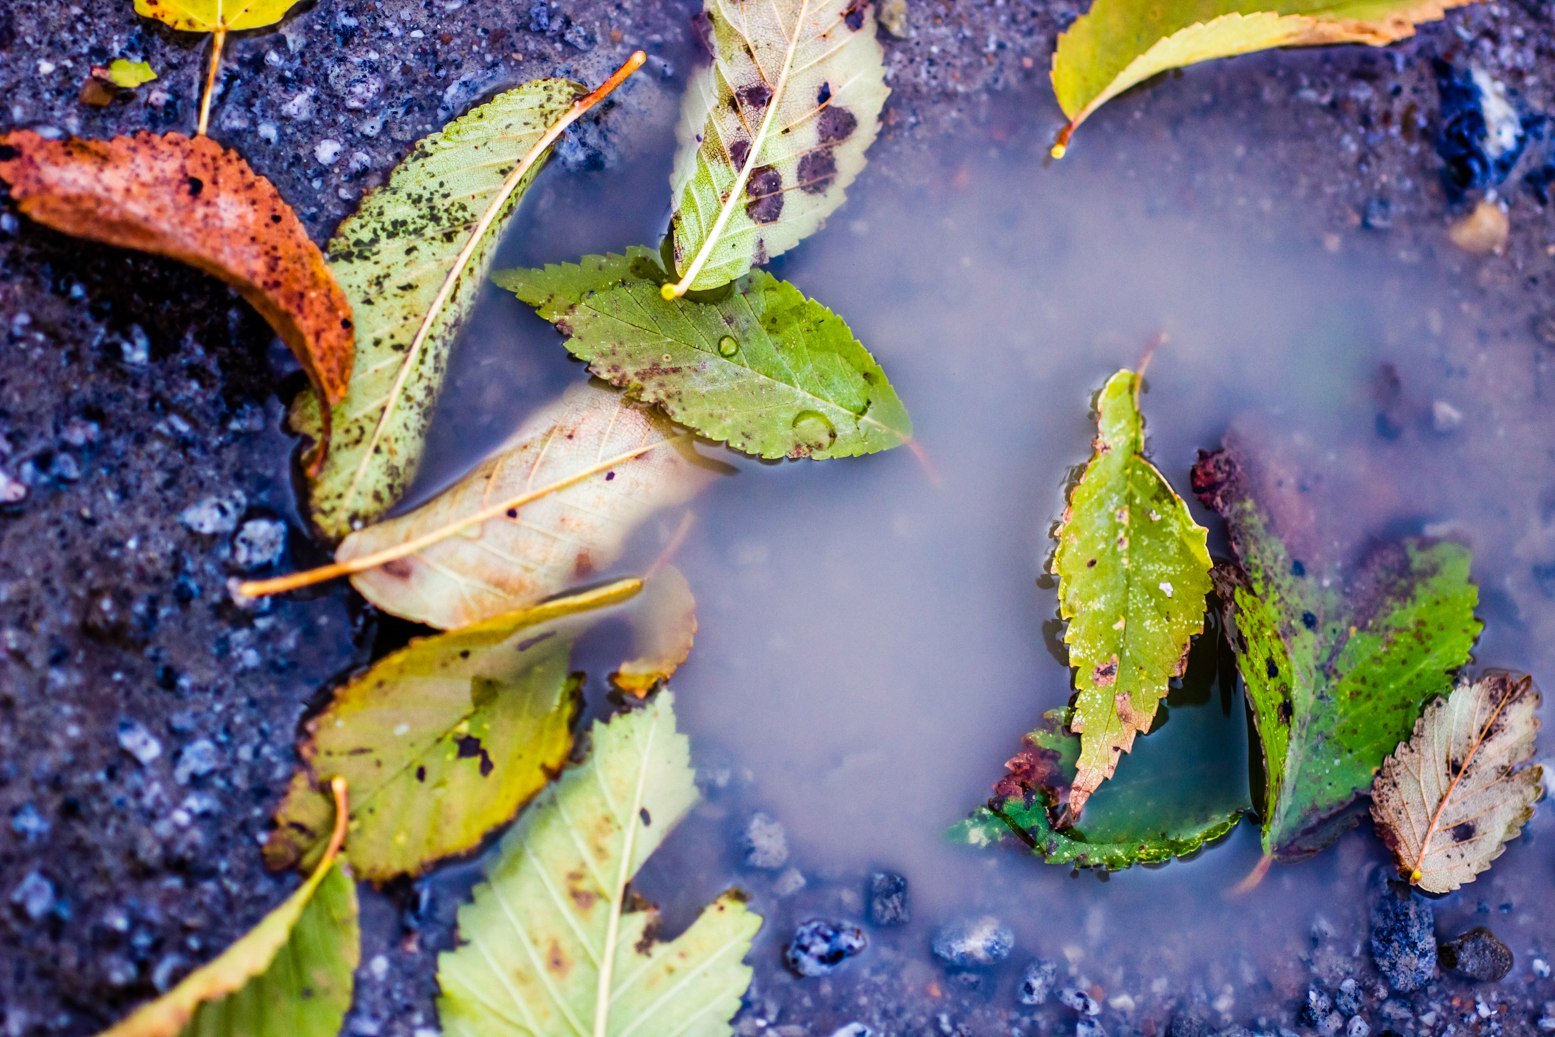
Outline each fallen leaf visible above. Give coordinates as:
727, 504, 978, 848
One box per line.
297, 57, 644, 541
662, 0, 889, 296
1193, 439, 1481, 860
1053, 369, 1213, 821
133, 0, 308, 134
0, 131, 354, 467
265, 579, 641, 883
242, 384, 719, 627
438, 692, 761, 1037
99, 780, 358, 1037
612, 565, 697, 697
1371, 671, 1543, 893
105, 59, 159, 89
1049, 0, 1481, 156
499, 248, 913, 459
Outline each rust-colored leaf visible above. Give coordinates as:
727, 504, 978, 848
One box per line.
0, 130, 354, 465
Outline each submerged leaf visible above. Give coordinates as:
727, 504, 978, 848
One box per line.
1050, 0, 1480, 155
1193, 441, 1481, 859
438, 692, 761, 1037
1371, 672, 1543, 893
1053, 369, 1212, 821
663, 0, 889, 295
0, 131, 354, 465
299, 76, 602, 540
265, 579, 642, 882
499, 248, 912, 459
612, 565, 697, 697
100, 782, 358, 1037
326, 383, 716, 629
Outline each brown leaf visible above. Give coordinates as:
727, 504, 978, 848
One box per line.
0, 130, 354, 463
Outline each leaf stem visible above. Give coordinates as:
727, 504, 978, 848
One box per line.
237, 437, 676, 598
197, 29, 227, 137
1228, 853, 1273, 896
335, 49, 647, 512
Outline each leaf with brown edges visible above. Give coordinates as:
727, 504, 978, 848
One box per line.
0, 130, 354, 466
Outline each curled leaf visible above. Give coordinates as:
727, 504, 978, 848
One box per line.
1050, 0, 1481, 156
500, 248, 913, 459
265, 580, 642, 882
99, 780, 358, 1037
1371, 672, 1543, 893
0, 131, 354, 467
438, 692, 761, 1037
1053, 369, 1212, 821
299, 57, 644, 541
664, 0, 889, 295
612, 565, 697, 697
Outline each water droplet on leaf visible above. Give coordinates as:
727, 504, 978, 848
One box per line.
717, 335, 739, 357
790, 410, 837, 452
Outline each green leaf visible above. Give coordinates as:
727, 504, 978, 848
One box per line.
133, 0, 304, 33
1049, 0, 1481, 155
1371, 671, 1544, 893
1053, 369, 1212, 820
498, 248, 913, 459
100, 787, 358, 1037
1193, 441, 1481, 859
438, 692, 761, 1037
106, 59, 158, 88
294, 79, 583, 540
264, 579, 642, 883
662, 0, 889, 296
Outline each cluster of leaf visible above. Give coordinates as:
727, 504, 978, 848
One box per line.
964, 368, 1538, 886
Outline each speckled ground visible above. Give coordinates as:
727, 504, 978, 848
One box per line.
3, 1, 1555, 1035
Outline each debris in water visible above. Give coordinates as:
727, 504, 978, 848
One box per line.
785, 919, 867, 977
1448, 199, 1509, 255
931, 915, 1013, 970
1439, 927, 1513, 982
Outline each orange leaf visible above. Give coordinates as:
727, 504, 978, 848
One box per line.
0, 130, 354, 465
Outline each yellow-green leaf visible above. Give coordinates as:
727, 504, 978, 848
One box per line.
99, 783, 358, 1037
611, 565, 697, 697
106, 60, 159, 89
264, 580, 642, 883
1371, 672, 1544, 893
663, 0, 889, 296
1053, 370, 1212, 821
438, 692, 761, 1037
1050, 0, 1479, 155
132, 0, 304, 33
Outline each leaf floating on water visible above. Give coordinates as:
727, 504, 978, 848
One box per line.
1049, 0, 1482, 156
265, 579, 641, 883
663, 0, 889, 295
299, 57, 644, 541
499, 248, 913, 459
437, 692, 761, 1037
0, 131, 354, 467
1193, 439, 1481, 860
612, 565, 697, 697
99, 780, 358, 1037
1053, 369, 1212, 822
1371, 671, 1543, 893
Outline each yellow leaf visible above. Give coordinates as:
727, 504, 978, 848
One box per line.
106, 60, 159, 89
132, 0, 304, 33
1050, 0, 1481, 155
611, 565, 698, 697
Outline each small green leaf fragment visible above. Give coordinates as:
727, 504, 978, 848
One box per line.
106, 60, 158, 88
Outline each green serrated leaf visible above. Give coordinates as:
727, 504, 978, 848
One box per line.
498, 248, 912, 460
1049, 0, 1481, 154
106, 59, 158, 89
99, 799, 357, 1037
1053, 369, 1212, 819
438, 692, 761, 1037
1194, 441, 1481, 860
295, 79, 583, 540
663, 0, 889, 295
264, 579, 642, 883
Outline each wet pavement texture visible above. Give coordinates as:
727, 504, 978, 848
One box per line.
4, 1, 1555, 1035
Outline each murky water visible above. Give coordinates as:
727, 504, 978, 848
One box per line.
401, 70, 1555, 1028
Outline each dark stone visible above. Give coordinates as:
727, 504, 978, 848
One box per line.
866, 871, 909, 927
1369, 880, 1436, 993
1438, 927, 1513, 982
784, 919, 867, 978
931, 916, 1013, 970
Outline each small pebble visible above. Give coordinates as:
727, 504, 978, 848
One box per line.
1346, 1018, 1370, 1037
828, 1026, 871, 1037
10, 871, 55, 920
231, 518, 287, 571
784, 919, 866, 978
1019, 959, 1059, 1006
1060, 988, 1100, 1017
174, 739, 219, 784
1439, 927, 1514, 982
179, 493, 246, 536
866, 871, 909, 926
1431, 400, 1464, 433
742, 812, 788, 870
772, 867, 806, 897
931, 915, 1013, 970
1076, 1019, 1108, 1037
117, 720, 163, 765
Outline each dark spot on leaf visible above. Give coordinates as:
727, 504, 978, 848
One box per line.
817, 106, 858, 145
745, 165, 784, 224
1277, 699, 1293, 723
415, 765, 426, 782
817, 82, 832, 106
729, 138, 751, 168
1302, 611, 1318, 630
640, 807, 651, 826
455, 734, 494, 777
381, 559, 413, 579
186, 176, 204, 197
1092, 658, 1117, 687
0, 144, 19, 162
738, 83, 773, 110
1266, 658, 1279, 679
1451, 820, 1477, 841
844, 0, 866, 30
798, 147, 838, 194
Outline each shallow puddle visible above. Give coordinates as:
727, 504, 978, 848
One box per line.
398, 74, 1555, 1027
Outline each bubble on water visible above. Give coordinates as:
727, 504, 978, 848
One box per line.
718, 335, 739, 357
791, 410, 837, 452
